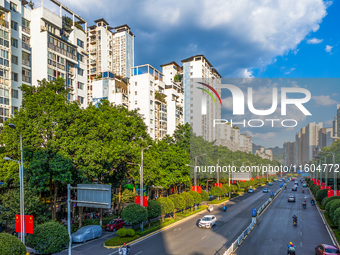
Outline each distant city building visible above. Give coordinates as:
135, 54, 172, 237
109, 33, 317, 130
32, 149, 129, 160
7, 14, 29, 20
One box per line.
220, 124, 252, 153
283, 141, 295, 166
182, 55, 222, 144
318, 127, 334, 150
255, 147, 273, 161
337, 104, 340, 138
333, 116, 338, 138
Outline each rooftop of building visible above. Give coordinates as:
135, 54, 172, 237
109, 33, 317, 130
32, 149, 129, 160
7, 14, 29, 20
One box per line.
113, 24, 134, 36
181, 55, 222, 78
50, 0, 86, 24
94, 18, 109, 26
160, 61, 181, 68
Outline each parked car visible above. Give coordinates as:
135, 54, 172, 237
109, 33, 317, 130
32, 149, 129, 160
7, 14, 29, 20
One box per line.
199, 215, 216, 229
72, 225, 102, 243
105, 219, 125, 231
315, 244, 340, 255
248, 188, 254, 193
288, 195, 296, 202
263, 188, 268, 193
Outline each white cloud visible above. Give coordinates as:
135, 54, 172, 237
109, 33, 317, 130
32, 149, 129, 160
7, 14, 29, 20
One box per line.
312, 95, 338, 106
49, 0, 329, 76
246, 131, 277, 141
325, 45, 333, 53
284, 68, 296, 74
307, 38, 323, 44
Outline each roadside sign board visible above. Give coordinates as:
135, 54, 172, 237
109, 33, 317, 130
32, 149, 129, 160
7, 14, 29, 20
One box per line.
76, 184, 111, 209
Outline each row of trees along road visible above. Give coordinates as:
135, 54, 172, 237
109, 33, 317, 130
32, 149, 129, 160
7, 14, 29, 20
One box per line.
0, 77, 280, 228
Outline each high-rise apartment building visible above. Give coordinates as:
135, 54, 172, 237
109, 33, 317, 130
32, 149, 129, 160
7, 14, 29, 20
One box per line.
112, 24, 134, 79
182, 55, 222, 143
0, 0, 31, 125
255, 147, 273, 161
318, 127, 334, 150
161, 61, 184, 136
129, 64, 167, 140
283, 141, 295, 166
31, 0, 88, 107
337, 104, 340, 138
86, 20, 134, 105
219, 123, 252, 153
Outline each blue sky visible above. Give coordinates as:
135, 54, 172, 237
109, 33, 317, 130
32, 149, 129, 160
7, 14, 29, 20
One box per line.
41, 0, 338, 147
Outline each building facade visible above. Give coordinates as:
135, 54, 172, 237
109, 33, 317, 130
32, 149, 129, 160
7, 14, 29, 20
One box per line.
255, 147, 273, 161
283, 141, 295, 166
219, 123, 252, 153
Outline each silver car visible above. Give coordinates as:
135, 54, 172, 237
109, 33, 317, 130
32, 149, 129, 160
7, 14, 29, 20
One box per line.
72, 225, 102, 243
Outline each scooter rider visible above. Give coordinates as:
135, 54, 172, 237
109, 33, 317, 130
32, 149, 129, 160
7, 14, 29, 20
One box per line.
303, 200, 307, 208
287, 242, 296, 254
293, 215, 297, 223
311, 198, 315, 204
223, 203, 227, 212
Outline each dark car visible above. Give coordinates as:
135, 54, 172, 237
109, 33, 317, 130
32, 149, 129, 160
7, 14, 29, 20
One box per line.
315, 244, 340, 255
263, 188, 268, 193
292, 187, 297, 191
288, 195, 295, 202
105, 219, 125, 231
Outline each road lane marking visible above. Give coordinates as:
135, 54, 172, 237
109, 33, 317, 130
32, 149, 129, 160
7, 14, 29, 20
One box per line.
135, 252, 143, 255
214, 227, 219, 230
201, 235, 207, 240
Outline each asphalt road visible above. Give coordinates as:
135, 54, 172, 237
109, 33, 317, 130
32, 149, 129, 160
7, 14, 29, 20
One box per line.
234, 179, 334, 255
54, 180, 283, 255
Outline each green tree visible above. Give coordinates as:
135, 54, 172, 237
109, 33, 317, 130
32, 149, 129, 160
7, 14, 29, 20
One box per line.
0, 233, 26, 255
147, 200, 161, 227
121, 203, 148, 226
0, 186, 50, 224
316, 189, 328, 202
222, 184, 230, 197
209, 187, 223, 199
168, 194, 186, 219
179, 192, 194, 212
200, 190, 209, 201
112, 189, 136, 216
188, 191, 201, 208
157, 197, 174, 222
26, 221, 69, 254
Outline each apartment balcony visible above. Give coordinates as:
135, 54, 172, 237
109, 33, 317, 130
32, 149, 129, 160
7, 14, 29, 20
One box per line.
22, 59, 31, 67
22, 26, 30, 35
22, 42, 31, 51
90, 49, 96, 55
90, 59, 96, 65
90, 38, 96, 44
47, 42, 77, 61
22, 75, 30, 83
0, 19, 9, 29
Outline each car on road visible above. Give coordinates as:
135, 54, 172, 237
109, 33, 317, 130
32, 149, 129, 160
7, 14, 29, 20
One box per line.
105, 219, 125, 231
295, 181, 298, 186
263, 188, 268, 193
279, 179, 282, 182
273, 179, 277, 182
292, 187, 297, 191
291, 178, 295, 181
72, 225, 102, 243
303, 183, 307, 187
199, 215, 217, 228
268, 182, 273, 186
288, 195, 296, 202
248, 188, 254, 193
315, 244, 340, 255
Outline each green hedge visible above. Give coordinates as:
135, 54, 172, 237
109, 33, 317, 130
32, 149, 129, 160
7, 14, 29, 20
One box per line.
316, 189, 328, 202
0, 233, 26, 255
325, 197, 340, 212
104, 235, 140, 246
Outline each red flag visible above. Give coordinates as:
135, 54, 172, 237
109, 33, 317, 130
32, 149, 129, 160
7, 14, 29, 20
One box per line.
134, 196, 148, 207
214, 183, 222, 188
15, 215, 21, 233
25, 215, 33, 234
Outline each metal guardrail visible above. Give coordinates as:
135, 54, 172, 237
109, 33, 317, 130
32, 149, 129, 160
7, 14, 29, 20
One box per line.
223, 182, 288, 255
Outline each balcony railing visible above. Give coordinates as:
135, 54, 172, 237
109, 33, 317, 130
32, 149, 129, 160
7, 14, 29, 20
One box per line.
22, 26, 30, 34
22, 75, 30, 83
22, 59, 31, 67
48, 42, 77, 61
22, 42, 31, 51
0, 19, 9, 29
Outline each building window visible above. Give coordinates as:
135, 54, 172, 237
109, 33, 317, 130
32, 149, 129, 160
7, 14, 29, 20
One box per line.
11, 106, 18, 115
150, 119, 153, 124
22, 18, 30, 29
150, 90, 153, 96
150, 81, 153, 87
150, 100, 153, 106
11, 21, 18, 31
78, 82, 84, 90
135, 100, 137, 105
11, 54, 18, 65
10, 2, 17, 11
190, 72, 193, 76
135, 82, 137, 86
150, 109, 153, 115
11, 38, 18, 48
11, 89, 18, 99
77, 39, 84, 48
78, 96, 84, 104
77, 53, 83, 62
135, 91, 137, 95
78, 68, 84, 76
11, 72, 18, 82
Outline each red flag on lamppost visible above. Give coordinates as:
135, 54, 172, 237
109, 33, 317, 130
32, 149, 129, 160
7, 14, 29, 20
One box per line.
25, 215, 34, 234
15, 215, 21, 233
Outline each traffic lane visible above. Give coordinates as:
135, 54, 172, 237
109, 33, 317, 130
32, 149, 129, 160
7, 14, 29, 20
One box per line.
124, 181, 282, 255
54, 230, 118, 255
234, 181, 333, 254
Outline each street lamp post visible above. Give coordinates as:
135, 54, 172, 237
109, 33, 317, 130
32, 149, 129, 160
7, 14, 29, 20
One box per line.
193, 154, 206, 210
231, 159, 240, 198
320, 151, 336, 196
217, 157, 225, 185
7, 123, 24, 244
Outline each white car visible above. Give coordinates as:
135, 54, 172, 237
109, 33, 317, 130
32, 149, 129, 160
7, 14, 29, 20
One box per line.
279, 179, 282, 182
199, 215, 217, 228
